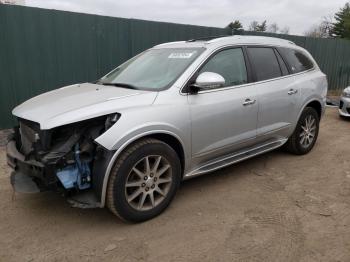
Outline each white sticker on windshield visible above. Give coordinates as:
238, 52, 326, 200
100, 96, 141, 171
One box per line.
168, 52, 195, 59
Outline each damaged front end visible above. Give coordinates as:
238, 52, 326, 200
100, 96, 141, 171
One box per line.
7, 114, 118, 208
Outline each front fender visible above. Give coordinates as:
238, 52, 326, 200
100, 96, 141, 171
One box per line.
94, 104, 191, 207
96, 120, 188, 152
95, 101, 191, 152
97, 128, 187, 207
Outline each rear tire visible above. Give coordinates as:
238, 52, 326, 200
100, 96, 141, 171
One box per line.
106, 138, 181, 222
285, 107, 319, 155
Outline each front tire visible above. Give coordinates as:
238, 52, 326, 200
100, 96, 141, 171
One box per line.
285, 107, 320, 155
106, 138, 181, 222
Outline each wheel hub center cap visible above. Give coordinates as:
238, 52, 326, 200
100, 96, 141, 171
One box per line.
145, 177, 154, 188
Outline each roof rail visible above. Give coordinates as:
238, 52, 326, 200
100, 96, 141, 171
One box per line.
187, 35, 230, 42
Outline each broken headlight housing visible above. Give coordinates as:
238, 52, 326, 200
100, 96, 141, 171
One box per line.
105, 113, 121, 130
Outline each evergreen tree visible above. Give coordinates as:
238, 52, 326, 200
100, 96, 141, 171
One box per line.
256, 20, 267, 32
227, 20, 244, 34
331, 2, 350, 39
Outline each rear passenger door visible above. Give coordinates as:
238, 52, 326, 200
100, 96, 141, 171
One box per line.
247, 46, 299, 141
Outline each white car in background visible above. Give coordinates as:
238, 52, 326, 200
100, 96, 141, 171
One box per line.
339, 87, 350, 118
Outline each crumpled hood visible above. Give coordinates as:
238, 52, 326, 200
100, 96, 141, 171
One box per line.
344, 87, 350, 93
12, 83, 157, 129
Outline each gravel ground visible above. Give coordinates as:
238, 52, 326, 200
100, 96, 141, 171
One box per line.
0, 107, 349, 262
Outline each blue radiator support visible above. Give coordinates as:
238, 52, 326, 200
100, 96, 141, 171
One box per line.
56, 144, 91, 190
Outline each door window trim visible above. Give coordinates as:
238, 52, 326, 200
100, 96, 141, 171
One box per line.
181, 45, 253, 94
274, 48, 292, 75
246, 45, 289, 82
180, 45, 316, 95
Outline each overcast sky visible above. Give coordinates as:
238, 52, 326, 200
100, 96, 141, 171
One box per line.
25, 0, 348, 35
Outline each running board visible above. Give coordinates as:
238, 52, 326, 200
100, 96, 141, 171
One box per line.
184, 138, 287, 179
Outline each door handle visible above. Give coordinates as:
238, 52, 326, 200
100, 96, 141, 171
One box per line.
243, 98, 256, 106
288, 89, 298, 95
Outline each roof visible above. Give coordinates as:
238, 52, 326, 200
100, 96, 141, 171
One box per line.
154, 35, 297, 49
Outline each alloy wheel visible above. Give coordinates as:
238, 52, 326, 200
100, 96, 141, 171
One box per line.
299, 114, 316, 148
125, 155, 173, 211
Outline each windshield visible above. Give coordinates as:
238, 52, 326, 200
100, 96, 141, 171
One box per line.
99, 48, 204, 91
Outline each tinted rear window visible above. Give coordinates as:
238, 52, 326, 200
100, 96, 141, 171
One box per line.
279, 48, 314, 73
247, 47, 282, 81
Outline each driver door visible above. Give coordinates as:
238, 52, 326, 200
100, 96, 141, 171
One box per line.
188, 47, 258, 166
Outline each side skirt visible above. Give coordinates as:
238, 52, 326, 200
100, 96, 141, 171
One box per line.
183, 138, 288, 179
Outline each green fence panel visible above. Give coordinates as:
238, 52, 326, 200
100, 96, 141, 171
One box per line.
1, 4, 350, 129
0, 5, 228, 128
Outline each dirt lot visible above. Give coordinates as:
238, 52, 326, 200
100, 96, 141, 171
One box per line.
0, 107, 349, 262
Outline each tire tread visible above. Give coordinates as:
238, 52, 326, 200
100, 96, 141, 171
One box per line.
106, 138, 169, 221
285, 107, 319, 155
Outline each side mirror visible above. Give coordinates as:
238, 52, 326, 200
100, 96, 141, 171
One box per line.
191, 72, 225, 92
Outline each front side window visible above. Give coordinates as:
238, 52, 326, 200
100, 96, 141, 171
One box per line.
279, 48, 314, 73
100, 48, 204, 91
198, 48, 248, 87
247, 47, 282, 81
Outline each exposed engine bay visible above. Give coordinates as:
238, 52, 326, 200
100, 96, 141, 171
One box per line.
7, 114, 119, 207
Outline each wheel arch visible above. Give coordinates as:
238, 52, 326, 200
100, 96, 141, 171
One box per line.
99, 131, 186, 207
305, 100, 322, 119
297, 98, 324, 122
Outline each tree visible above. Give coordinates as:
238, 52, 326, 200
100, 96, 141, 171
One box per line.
265, 22, 290, 35
248, 21, 289, 34
249, 21, 259, 31
305, 25, 325, 38
226, 20, 244, 34
330, 2, 350, 39
305, 16, 333, 38
279, 26, 290, 35
249, 20, 267, 32
267, 22, 279, 33
256, 20, 267, 32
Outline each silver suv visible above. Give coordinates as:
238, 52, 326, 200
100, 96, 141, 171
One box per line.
7, 36, 327, 222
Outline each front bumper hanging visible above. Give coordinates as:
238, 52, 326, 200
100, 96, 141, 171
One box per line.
7, 139, 47, 193
6, 133, 110, 208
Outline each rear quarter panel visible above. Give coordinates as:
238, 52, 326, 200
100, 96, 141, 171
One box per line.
296, 69, 327, 122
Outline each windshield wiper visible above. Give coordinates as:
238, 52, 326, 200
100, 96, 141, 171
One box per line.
99, 82, 138, 90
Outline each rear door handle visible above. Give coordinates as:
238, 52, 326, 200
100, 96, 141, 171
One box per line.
243, 98, 256, 106
288, 89, 298, 95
